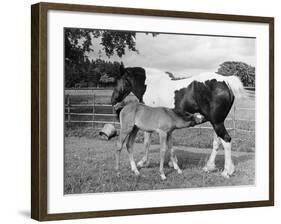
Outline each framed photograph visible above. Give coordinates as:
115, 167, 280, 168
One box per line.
31, 2, 274, 221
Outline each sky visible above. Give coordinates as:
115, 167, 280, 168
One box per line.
87, 31, 256, 77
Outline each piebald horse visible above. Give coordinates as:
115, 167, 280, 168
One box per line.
115, 101, 205, 180
111, 65, 246, 178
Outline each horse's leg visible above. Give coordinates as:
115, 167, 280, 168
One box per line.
137, 132, 151, 167
220, 138, 235, 178
115, 130, 129, 171
126, 126, 140, 176
213, 122, 235, 178
168, 133, 182, 174
203, 132, 221, 172
159, 131, 168, 180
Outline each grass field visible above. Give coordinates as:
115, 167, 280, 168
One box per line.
64, 137, 255, 194
64, 89, 255, 194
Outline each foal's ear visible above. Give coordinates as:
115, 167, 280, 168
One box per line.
120, 62, 125, 76
185, 111, 194, 119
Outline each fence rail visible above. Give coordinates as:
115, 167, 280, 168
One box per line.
65, 93, 255, 135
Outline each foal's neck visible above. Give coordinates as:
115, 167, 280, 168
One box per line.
175, 118, 194, 129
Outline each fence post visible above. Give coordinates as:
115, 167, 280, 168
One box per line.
232, 103, 236, 137
112, 105, 115, 128
67, 94, 70, 123
198, 125, 202, 148
92, 94, 95, 128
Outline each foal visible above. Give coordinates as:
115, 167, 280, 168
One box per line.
115, 102, 204, 180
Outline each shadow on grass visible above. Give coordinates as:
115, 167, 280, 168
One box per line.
146, 148, 254, 171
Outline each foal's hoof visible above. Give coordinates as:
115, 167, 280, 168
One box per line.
177, 169, 183, 174
160, 174, 167, 181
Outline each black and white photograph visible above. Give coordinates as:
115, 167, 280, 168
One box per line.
64, 28, 256, 194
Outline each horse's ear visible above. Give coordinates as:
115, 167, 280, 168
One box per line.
120, 62, 125, 76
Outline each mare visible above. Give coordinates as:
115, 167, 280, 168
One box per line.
111, 65, 247, 178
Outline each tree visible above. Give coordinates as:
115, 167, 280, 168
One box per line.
64, 28, 157, 88
217, 61, 255, 87
65, 28, 139, 64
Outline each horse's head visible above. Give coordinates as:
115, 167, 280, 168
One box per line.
111, 63, 132, 106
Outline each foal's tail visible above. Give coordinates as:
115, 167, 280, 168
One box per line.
224, 76, 248, 99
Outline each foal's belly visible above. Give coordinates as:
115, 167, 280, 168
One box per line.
134, 108, 173, 132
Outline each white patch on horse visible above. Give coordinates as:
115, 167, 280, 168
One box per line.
142, 68, 246, 108
143, 68, 189, 108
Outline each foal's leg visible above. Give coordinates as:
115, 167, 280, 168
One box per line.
213, 123, 235, 178
203, 132, 220, 172
159, 131, 168, 180
137, 132, 151, 167
126, 127, 140, 176
168, 133, 182, 174
115, 130, 129, 171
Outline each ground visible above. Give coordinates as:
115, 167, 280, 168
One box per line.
64, 137, 255, 194
64, 89, 255, 194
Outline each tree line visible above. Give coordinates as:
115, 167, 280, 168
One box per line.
64, 28, 255, 88
65, 59, 255, 88
65, 58, 122, 88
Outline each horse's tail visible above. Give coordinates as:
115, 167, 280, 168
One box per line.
224, 76, 248, 99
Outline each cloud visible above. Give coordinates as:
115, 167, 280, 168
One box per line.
88, 32, 256, 76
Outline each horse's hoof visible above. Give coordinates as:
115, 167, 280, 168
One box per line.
227, 164, 235, 175
203, 164, 216, 172
160, 174, 167, 180
221, 170, 230, 178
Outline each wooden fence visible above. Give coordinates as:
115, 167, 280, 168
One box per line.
64, 91, 255, 136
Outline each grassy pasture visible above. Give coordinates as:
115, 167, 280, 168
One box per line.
64, 89, 255, 194
64, 137, 254, 194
